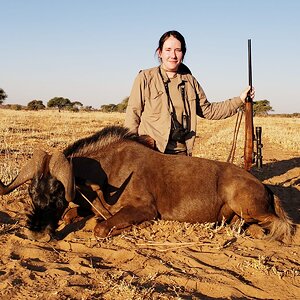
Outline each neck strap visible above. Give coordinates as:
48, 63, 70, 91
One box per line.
159, 67, 188, 118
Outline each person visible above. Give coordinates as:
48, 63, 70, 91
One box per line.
124, 30, 255, 156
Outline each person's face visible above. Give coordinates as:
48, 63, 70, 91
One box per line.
158, 36, 183, 72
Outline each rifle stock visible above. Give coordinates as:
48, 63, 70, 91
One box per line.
244, 39, 254, 171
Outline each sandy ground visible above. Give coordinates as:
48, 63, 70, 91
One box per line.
0, 111, 299, 299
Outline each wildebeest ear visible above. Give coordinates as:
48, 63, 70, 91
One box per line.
0, 149, 48, 195
49, 151, 75, 203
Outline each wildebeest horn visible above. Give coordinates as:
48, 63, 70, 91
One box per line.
0, 149, 48, 195
48, 151, 75, 203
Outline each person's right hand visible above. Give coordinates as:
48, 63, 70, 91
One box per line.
240, 86, 255, 103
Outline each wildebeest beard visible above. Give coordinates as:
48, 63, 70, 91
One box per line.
27, 174, 68, 233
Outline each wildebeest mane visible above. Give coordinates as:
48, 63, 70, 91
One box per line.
64, 125, 153, 157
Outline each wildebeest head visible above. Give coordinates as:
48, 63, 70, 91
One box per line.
27, 173, 68, 234
0, 149, 75, 238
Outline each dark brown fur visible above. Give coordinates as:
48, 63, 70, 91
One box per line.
0, 126, 295, 242
63, 126, 295, 242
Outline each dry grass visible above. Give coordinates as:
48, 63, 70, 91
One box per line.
1, 109, 299, 162
193, 114, 300, 164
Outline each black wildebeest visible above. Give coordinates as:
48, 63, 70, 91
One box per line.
0, 126, 295, 242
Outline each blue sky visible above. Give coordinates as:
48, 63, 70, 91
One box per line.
1, 0, 299, 113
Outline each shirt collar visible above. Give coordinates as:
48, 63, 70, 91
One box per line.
159, 65, 186, 86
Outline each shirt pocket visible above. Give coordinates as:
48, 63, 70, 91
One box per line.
146, 90, 164, 115
186, 87, 197, 103
185, 88, 196, 114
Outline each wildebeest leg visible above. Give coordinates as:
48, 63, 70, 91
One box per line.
217, 204, 235, 222
62, 206, 93, 225
94, 205, 157, 238
228, 208, 271, 239
231, 192, 294, 241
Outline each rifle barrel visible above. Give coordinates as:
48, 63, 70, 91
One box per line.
244, 39, 254, 171
248, 39, 252, 90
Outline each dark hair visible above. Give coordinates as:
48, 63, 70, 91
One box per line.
156, 30, 187, 60
27, 174, 68, 233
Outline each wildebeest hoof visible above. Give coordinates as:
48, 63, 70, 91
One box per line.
62, 207, 83, 225
246, 224, 266, 239
94, 222, 110, 238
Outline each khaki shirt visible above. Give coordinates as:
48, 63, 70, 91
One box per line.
124, 65, 243, 155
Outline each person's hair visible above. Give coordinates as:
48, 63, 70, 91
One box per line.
156, 30, 187, 61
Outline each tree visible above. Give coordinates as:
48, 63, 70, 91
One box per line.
11, 104, 22, 111
100, 104, 117, 113
27, 100, 46, 111
253, 100, 273, 116
47, 97, 73, 112
70, 101, 83, 112
116, 97, 129, 112
99, 97, 129, 113
72, 101, 83, 109
82, 105, 94, 112
0, 88, 8, 104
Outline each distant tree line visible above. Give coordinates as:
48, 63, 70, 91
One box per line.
46, 97, 84, 112
24, 97, 86, 112
1, 87, 298, 117
0, 89, 92, 112
99, 97, 129, 113
99, 97, 275, 116
0, 87, 127, 112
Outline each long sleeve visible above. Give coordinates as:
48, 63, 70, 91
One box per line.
194, 80, 243, 120
124, 72, 146, 133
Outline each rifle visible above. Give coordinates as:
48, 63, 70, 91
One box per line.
244, 39, 263, 171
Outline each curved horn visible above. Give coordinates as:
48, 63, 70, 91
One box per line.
49, 151, 75, 202
0, 149, 48, 195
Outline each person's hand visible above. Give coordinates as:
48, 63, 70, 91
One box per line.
240, 86, 255, 103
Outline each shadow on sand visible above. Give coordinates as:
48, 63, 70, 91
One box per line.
251, 157, 300, 224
